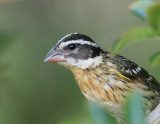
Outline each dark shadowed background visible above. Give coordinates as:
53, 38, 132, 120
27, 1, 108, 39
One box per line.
0, 0, 160, 124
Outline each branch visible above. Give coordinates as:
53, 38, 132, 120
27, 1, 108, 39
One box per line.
148, 102, 160, 124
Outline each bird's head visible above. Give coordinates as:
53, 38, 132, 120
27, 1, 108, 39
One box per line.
44, 33, 104, 69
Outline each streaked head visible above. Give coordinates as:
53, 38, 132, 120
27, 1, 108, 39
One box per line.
44, 33, 104, 69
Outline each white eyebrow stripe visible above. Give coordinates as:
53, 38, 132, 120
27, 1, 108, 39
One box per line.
58, 39, 98, 48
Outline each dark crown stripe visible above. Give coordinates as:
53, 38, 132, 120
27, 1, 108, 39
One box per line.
61, 33, 95, 43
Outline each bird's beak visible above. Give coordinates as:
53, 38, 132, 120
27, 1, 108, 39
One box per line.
44, 48, 65, 63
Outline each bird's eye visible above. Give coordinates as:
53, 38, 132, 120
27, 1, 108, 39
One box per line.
68, 44, 76, 50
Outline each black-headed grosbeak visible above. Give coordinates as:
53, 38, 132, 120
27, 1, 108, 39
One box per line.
44, 33, 160, 124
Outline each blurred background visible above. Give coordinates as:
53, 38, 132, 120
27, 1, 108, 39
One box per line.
0, 0, 160, 124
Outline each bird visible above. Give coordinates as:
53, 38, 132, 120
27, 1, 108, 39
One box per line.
44, 33, 160, 124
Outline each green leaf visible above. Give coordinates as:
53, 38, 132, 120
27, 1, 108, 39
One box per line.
89, 103, 117, 124
125, 92, 145, 124
149, 51, 160, 66
146, 3, 160, 31
128, 0, 153, 20
111, 26, 158, 53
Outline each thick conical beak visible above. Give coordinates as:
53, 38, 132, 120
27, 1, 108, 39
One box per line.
44, 48, 65, 62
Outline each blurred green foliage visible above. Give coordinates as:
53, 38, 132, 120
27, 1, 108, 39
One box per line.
111, 26, 158, 53
0, 0, 160, 124
0, 31, 13, 53
0, 31, 13, 82
112, 0, 160, 67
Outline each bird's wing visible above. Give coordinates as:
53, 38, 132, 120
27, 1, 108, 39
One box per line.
111, 54, 160, 91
